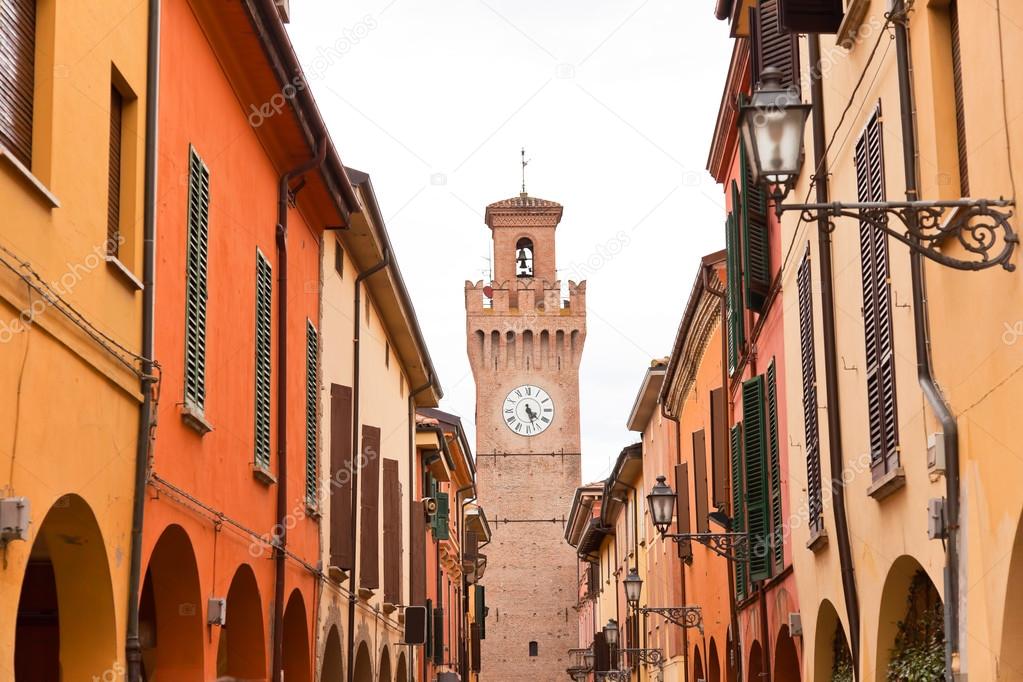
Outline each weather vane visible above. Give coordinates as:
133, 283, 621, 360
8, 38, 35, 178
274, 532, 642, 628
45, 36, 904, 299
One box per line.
521, 147, 530, 197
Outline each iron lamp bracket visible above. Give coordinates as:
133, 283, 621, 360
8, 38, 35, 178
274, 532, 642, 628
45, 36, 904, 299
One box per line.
636, 606, 704, 634
663, 531, 749, 562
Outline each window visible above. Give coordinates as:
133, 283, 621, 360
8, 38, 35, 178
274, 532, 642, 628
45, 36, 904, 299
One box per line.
184, 146, 210, 411
797, 246, 824, 536
304, 320, 319, 505
107, 85, 123, 256
855, 104, 900, 482
334, 239, 344, 277
528, 641, 539, 657
515, 237, 534, 278
254, 251, 272, 470
0, 0, 36, 168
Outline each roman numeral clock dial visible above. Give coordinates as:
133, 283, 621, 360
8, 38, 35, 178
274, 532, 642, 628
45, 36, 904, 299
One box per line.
502, 384, 555, 436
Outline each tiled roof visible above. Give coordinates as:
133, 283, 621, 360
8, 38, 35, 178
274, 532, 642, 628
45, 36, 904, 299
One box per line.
486, 194, 562, 210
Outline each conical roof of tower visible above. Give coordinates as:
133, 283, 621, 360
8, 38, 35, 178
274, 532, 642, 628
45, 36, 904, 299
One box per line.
484, 192, 563, 227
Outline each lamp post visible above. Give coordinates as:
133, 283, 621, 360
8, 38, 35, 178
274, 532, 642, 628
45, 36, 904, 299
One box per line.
738, 67, 1017, 271
647, 475, 749, 562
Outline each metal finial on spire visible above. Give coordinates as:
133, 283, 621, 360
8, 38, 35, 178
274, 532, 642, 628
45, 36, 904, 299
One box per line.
520, 147, 530, 197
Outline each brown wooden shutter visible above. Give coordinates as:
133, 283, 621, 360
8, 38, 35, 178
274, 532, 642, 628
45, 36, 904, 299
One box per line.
855, 104, 900, 481
777, 0, 844, 34
329, 385, 354, 569
691, 430, 710, 533
796, 247, 824, 535
360, 424, 381, 590
750, 0, 800, 92
674, 463, 692, 560
0, 0, 35, 167
949, 0, 969, 197
593, 632, 611, 672
470, 624, 482, 672
383, 458, 401, 604
410, 497, 427, 606
710, 387, 729, 509
107, 86, 123, 256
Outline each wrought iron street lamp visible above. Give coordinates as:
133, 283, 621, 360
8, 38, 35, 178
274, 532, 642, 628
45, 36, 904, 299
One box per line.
603, 619, 619, 647
623, 568, 643, 607
583, 647, 595, 671
647, 476, 749, 562
739, 68, 1017, 271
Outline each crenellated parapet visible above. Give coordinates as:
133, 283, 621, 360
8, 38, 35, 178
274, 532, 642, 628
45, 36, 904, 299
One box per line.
464, 279, 586, 316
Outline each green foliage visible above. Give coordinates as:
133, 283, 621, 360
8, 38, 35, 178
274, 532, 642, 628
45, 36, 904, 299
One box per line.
887, 570, 946, 681
832, 627, 853, 682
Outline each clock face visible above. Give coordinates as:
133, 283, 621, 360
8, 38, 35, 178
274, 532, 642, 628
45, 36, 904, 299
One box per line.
503, 384, 555, 436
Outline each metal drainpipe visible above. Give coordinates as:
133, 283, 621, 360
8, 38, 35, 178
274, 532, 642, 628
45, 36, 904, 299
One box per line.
271, 136, 328, 682
807, 33, 862, 677
701, 266, 741, 682
890, 5, 961, 677
125, 2, 161, 679
346, 250, 392, 682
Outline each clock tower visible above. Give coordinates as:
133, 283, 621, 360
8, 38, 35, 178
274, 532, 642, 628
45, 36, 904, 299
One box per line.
465, 191, 585, 680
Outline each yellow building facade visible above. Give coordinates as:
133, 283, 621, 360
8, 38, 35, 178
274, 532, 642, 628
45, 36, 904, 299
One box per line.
0, 1, 151, 678
766, 0, 1023, 679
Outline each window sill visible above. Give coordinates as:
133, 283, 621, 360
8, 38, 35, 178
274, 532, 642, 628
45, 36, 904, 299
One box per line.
327, 566, 349, 583
252, 464, 276, 486
806, 526, 828, 553
357, 587, 376, 600
181, 403, 213, 435
867, 467, 906, 501
105, 255, 143, 291
0, 146, 60, 208
382, 602, 398, 615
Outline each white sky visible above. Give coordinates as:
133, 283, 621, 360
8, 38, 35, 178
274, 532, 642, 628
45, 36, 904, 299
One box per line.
287, 0, 733, 482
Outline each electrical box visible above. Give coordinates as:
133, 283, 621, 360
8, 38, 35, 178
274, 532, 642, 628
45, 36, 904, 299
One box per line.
788, 612, 803, 637
207, 597, 227, 626
928, 498, 948, 540
0, 497, 30, 545
927, 432, 946, 475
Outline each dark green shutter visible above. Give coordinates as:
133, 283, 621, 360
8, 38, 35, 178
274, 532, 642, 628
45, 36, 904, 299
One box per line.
434, 491, 450, 541
730, 424, 746, 601
742, 376, 771, 583
725, 187, 744, 375
305, 321, 319, 505
184, 146, 210, 410
740, 135, 771, 311
425, 599, 434, 657
254, 251, 272, 469
433, 605, 445, 664
475, 585, 486, 638
766, 360, 783, 571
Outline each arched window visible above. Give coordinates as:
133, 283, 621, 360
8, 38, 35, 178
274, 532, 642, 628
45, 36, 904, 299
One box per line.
528, 641, 539, 657
515, 238, 534, 278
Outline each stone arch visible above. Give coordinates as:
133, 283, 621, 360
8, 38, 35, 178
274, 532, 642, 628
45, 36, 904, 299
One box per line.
378, 644, 392, 682
216, 563, 266, 679
283, 588, 312, 682
353, 641, 373, 682
708, 636, 722, 682
747, 640, 763, 682
395, 651, 408, 682
139, 524, 204, 679
812, 599, 850, 682
773, 625, 800, 682
321, 625, 344, 682
1000, 511, 1023, 679
875, 555, 944, 680
693, 643, 704, 682
13, 494, 118, 681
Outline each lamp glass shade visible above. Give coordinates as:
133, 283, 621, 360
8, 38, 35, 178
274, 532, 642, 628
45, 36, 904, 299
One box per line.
623, 568, 643, 605
647, 475, 675, 533
583, 649, 595, 669
738, 66, 811, 184
604, 619, 619, 647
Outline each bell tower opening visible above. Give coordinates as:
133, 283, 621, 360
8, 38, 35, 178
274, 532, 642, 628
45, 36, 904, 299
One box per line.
515, 238, 534, 278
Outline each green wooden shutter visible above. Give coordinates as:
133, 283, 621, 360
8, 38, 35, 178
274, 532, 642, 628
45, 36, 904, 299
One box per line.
475, 585, 486, 638
740, 135, 771, 311
434, 491, 450, 541
730, 424, 746, 601
254, 251, 272, 469
725, 189, 744, 374
305, 321, 319, 505
433, 605, 445, 664
742, 375, 771, 582
184, 146, 210, 410
797, 247, 824, 535
766, 359, 783, 571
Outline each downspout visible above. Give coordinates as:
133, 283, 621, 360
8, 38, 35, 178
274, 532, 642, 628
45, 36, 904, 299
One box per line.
125, 2, 161, 679
700, 264, 741, 682
891, 5, 961, 676
346, 250, 392, 682
808, 33, 861, 676
271, 136, 328, 682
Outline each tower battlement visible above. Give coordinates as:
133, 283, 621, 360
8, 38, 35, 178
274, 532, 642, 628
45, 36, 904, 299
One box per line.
464, 279, 587, 316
